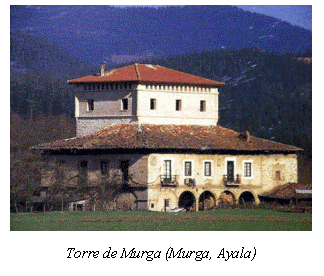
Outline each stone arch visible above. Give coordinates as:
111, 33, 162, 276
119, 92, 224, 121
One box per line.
115, 192, 137, 210
239, 191, 255, 206
219, 191, 236, 207
178, 191, 196, 211
199, 191, 216, 211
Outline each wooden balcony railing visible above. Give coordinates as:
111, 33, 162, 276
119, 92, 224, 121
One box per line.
223, 174, 241, 187
160, 175, 179, 187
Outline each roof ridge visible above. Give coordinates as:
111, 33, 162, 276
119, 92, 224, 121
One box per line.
134, 63, 141, 81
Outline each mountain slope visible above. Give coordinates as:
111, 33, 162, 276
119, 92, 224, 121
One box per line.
141, 48, 312, 155
10, 5, 312, 65
10, 29, 95, 117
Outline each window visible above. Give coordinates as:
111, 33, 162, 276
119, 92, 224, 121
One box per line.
225, 160, 235, 182
164, 199, 170, 208
163, 160, 172, 180
121, 98, 128, 110
150, 98, 156, 110
184, 161, 192, 177
204, 161, 212, 177
87, 99, 94, 111
79, 160, 88, 173
100, 160, 109, 175
276, 171, 281, 180
200, 100, 206, 112
120, 160, 129, 183
79, 160, 88, 183
243, 162, 252, 177
176, 99, 182, 111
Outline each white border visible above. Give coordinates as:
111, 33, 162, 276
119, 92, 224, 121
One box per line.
203, 160, 213, 178
7, 4, 317, 276
242, 160, 254, 179
183, 159, 194, 178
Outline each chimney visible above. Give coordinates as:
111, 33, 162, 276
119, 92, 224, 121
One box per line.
100, 63, 105, 77
245, 131, 251, 143
238, 131, 251, 143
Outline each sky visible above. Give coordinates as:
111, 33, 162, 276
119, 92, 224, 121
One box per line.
234, 5, 312, 30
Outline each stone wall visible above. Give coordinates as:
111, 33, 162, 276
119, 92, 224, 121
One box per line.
40, 153, 149, 209
146, 153, 298, 211
137, 85, 219, 126
76, 117, 137, 136
74, 84, 220, 136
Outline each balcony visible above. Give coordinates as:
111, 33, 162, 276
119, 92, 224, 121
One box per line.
160, 175, 179, 187
184, 178, 196, 187
223, 174, 241, 187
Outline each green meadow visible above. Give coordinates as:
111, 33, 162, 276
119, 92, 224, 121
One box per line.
10, 208, 311, 231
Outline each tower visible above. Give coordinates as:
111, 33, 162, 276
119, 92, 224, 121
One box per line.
68, 64, 225, 136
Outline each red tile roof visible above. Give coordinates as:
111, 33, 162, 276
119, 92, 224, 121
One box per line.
33, 124, 302, 152
67, 64, 225, 87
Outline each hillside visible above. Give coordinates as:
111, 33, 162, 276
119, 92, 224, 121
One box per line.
10, 29, 95, 117
10, 5, 312, 65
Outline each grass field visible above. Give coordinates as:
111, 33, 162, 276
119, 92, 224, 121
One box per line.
10, 208, 311, 231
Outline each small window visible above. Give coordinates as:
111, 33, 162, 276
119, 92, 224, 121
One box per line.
150, 98, 156, 110
164, 199, 170, 208
122, 98, 128, 110
79, 160, 88, 175
204, 161, 212, 177
184, 161, 192, 177
176, 99, 182, 111
87, 99, 94, 111
120, 160, 129, 183
200, 100, 206, 112
244, 162, 252, 177
100, 161, 109, 175
151, 203, 154, 208
276, 171, 281, 180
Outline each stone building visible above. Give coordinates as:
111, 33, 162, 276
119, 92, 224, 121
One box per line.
33, 64, 302, 211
